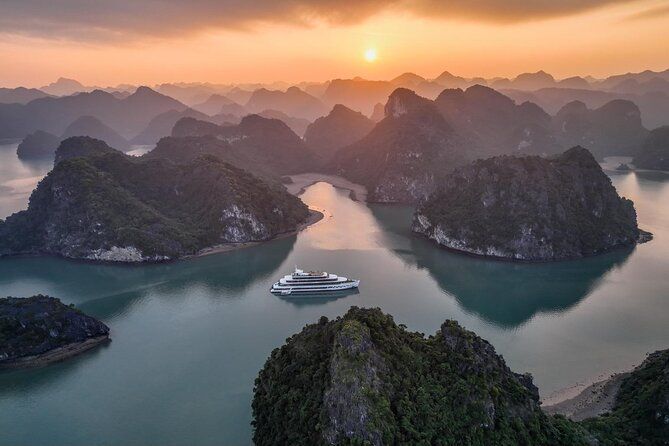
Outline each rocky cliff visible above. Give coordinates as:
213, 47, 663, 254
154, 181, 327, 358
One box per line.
0, 295, 109, 368
304, 104, 374, 160
434, 85, 560, 157
252, 307, 590, 445
333, 88, 470, 203
0, 137, 310, 262
171, 114, 318, 174
254, 308, 669, 445
553, 100, 648, 159
632, 126, 669, 170
412, 147, 644, 261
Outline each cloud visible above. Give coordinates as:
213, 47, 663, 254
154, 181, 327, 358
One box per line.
0, 0, 642, 42
624, 3, 669, 21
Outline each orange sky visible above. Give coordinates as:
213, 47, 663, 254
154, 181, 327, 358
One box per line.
0, 0, 668, 87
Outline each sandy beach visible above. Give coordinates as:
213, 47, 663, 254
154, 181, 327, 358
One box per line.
286, 173, 368, 202
542, 372, 629, 421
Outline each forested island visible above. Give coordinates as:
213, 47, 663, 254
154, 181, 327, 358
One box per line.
253, 307, 669, 445
0, 137, 311, 262
0, 295, 109, 369
412, 146, 648, 261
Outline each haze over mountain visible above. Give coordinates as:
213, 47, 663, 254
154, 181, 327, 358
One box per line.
131, 108, 212, 145
192, 94, 241, 116
553, 100, 648, 158
256, 109, 310, 137
304, 104, 374, 160
61, 115, 130, 151
0, 86, 187, 140
170, 114, 318, 175
40, 78, 89, 96
633, 126, 669, 170
0, 87, 50, 105
434, 85, 559, 157
244, 87, 328, 121
16, 130, 61, 159
333, 88, 470, 203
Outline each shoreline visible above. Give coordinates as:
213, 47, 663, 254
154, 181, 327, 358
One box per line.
0, 335, 110, 370
191, 209, 324, 258
412, 230, 643, 264
286, 173, 368, 203
0, 210, 324, 265
542, 371, 630, 421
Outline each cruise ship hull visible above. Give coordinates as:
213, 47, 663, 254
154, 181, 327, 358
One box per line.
270, 280, 360, 295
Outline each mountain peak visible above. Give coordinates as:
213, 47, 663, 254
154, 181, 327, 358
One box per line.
132, 85, 160, 96
557, 145, 599, 167
330, 103, 355, 115
385, 88, 430, 118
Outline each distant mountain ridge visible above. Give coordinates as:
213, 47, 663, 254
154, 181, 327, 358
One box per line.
304, 104, 374, 160
331, 85, 650, 203
245, 86, 328, 121
170, 114, 318, 175
61, 115, 130, 151
0, 86, 188, 140
332, 88, 470, 203
0, 87, 50, 105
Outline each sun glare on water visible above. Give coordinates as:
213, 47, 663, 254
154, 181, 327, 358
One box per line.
364, 48, 378, 62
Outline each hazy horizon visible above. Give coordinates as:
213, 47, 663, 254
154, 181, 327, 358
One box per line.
1, 0, 668, 88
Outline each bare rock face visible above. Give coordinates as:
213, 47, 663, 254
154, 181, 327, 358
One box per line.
252, 307, 584, 446
322, 319, 387, 446
333, 88, 469, 203
253, 308, 669, 445
0, 137, 309, 262
412, 146, 644, 261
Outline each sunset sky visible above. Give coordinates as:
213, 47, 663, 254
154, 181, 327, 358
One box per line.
1, 0, 668, 87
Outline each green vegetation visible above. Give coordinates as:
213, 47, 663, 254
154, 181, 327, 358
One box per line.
413, 147, 641, 260
583, 350, 669, 445
0, 295, 109, 364
0, 137, 310, 261
254, 307, 669, 444
252, 307, 591, 446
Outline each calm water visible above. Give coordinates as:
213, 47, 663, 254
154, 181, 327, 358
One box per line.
1, 142, 669, 445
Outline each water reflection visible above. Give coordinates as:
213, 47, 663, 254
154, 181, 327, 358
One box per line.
406, 237, 632, 327
0, 342, 111, 396
369, 205, 633, 328
0, 235, 297, 319
0, 141, 53, 218
277, 288, 360, 307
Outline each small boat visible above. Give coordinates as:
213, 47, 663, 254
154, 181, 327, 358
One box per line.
270, 267, 360, 295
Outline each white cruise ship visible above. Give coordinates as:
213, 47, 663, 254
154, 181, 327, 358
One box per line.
270, 268, 360, 295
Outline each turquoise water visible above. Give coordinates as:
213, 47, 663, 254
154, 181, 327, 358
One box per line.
1, 142, 669, 445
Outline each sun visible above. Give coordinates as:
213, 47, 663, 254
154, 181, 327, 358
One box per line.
364, 48, 378, 63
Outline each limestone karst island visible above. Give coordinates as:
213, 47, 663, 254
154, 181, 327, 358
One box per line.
1, 1, 668, 445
